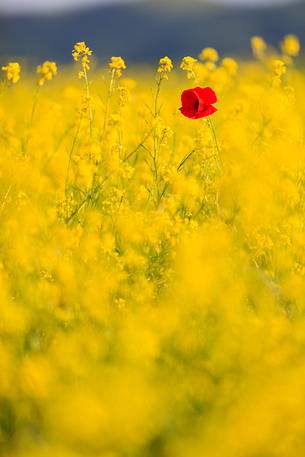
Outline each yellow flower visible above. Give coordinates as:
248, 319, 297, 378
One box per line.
2, 62, 21, 84
272, 59, 287, 77
36, 61, 57, 86
72, 41, 92, 61
72, 41, 92, 78
281, 34, 300, 57
199, 47, 219, 62
109, 56, 126, 77
157, 56, 173, 79
251, 36, 267, 58
205, 61, 216, 72
222, 57, 238, 76
180, 56, 197, 71
180, 56, 198, 80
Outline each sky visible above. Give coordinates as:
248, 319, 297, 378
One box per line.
0, 0, 295, 14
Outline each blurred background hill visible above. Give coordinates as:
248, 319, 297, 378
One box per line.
0, 0, 304, 63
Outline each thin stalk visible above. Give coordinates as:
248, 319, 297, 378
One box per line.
83, 67, 93, 139
0, 183, 13, 216
152, 74, 163, 206
29, 85, 40, 126
91, 70, 115, 200
65, 117, 82, 196
44, 123, 75, 168
66, 182, 101, 224
23, 85, 40, 154
154, 75, 162, 118
123, 128, 154, 163
207, 116, 223, 171
177, 149, 195, 172
102, 69, 116, 136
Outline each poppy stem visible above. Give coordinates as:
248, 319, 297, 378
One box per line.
207, 117, 223, 171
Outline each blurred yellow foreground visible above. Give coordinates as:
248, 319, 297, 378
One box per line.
0, 36, 305, 457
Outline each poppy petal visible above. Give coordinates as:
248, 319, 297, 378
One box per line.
181, 89, 200, 112
194, 87, 217, 105
194, 104, 217, 119
179, 106, 198, 119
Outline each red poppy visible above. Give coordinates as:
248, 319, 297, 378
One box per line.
179, 86, 217, 119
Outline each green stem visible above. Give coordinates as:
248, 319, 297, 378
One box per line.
65, 117, 82, 197
154, 74, 162, 118
29, 85, 40, 126
102, 69, 115, 136
207, 116, 223, 171
22, 85, 40, 154
152, 74, 164, 206
123, 128, 154, 163
177, 149, 195, 172
83, 67, 93, 139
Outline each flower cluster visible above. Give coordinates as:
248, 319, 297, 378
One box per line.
1, 62, 21, 84
281, 34, 300, 57
180, 56, 198, 80
157, 56, 173, 79
199, 47, 219, 62
36, 60, 58, 86
222, 57, 238, 76
251, 35, 267, 58
109, 56, 126, 77
272, 59, 287, 77
72, 41, 92, 78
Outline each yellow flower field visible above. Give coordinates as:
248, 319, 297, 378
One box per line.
0, 36, 305, 456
